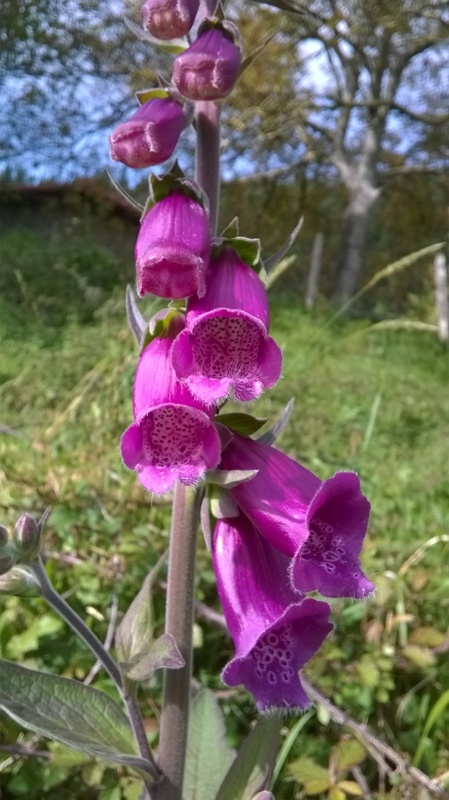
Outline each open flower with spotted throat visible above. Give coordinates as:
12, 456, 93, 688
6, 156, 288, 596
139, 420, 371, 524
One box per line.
212, 513, 333, 711
219, 433, 374, 599
120, 315, 220, 494
171, 246, 282, 404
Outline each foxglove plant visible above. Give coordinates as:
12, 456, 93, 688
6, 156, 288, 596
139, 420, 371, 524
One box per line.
0, 1, 375, 799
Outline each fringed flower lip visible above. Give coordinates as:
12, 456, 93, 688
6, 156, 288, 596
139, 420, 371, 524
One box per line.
219, 434, 373, 599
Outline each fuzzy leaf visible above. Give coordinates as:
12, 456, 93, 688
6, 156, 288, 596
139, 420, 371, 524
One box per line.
0, 660, 152, 773
183, 689, 234, 800
218, 413, 267, 436
263, 218, 303, 274
115, 553, 166, 663
220, 217, 239, 238
289, 756, 329, 784
337, 781, 364, 796
331, 740, 366, 773
122, 634, 184, 682
215, 715, 282, 800
257, 399, 295, 446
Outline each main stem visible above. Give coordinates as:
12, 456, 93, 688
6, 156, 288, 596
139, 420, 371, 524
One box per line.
154, 91, 221, 800
152, 486, 202, 800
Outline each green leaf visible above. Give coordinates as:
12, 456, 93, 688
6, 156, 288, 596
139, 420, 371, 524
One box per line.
355, 657, 380, 689
272, 711, 314, 785
304, 779, 332, 795
289, 756, 329, 784
337, 780, 364, 796
183, 689, 234, 800
413, 689, 449, 767
0, 660, 152, 773
135, 88, 170, 104
115, 552, 167, 663
408, 626, 446, 648
218, 413, 268, 436
49, 742, 92, 768
215, 714, 282, 800
220, 217, 239, 238
122, 634, 184, 682
331, 740, 366, 773
329, 788, 346, 800
402, 645, 436, 668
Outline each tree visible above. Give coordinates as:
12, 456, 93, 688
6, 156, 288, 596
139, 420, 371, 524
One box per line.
249, 0, 449, 301
0, 0, 164, 179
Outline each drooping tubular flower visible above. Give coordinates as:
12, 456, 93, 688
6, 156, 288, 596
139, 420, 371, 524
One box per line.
173, 23, 241, 101
212, 513, 333, 711
135, 191, 210, 299
109, 97, 188, 169
220, 434, 374, 599
141, 0, 199, 40
171, 247, 282, 404
121, 315, 220, 494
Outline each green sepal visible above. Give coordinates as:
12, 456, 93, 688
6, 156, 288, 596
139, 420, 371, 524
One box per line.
211, 236, 263, 272
135, 87, 171, 105
206, 469, 258, 489
143, 307, 185, 351
220, 217, 239, 238
141, 167, 209, 220
120, 633, 184, 683
257, 399, 295, 446
208, 485, 239, 520
218, 412, 267, 436
262, 218, 303, 277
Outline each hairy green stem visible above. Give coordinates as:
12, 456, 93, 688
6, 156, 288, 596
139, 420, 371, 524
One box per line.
30, 557, 159, 783
195, 100, 222, 235
152, 486, 202, 800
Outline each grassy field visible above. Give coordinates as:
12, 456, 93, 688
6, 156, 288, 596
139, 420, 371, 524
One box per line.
0, 236, 448, 798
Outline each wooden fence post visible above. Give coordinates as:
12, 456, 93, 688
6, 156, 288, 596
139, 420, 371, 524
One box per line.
434, 251, 448, 344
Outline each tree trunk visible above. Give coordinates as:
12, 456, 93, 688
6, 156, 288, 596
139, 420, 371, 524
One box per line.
333, 185, 379, 305
306, 232, 324, 309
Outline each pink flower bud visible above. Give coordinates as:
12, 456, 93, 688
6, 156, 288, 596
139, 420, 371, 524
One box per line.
173, 26, 241, 101
141, 0, 199, 40
109, 98, 187, 169
135, 192, 211, 299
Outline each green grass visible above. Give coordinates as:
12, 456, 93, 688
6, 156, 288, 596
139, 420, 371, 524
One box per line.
1, 273, 449, 797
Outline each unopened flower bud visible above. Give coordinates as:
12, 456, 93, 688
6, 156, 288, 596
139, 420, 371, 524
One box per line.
0, 566, 41, 597
141, 0, 199, 40
135, 191, 210, 299
109, 97, 188, 169
173, 24, 241, 101
13, 513, 41, 562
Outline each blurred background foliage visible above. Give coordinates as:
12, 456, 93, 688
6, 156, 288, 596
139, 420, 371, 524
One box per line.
1, 0, 449, 797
